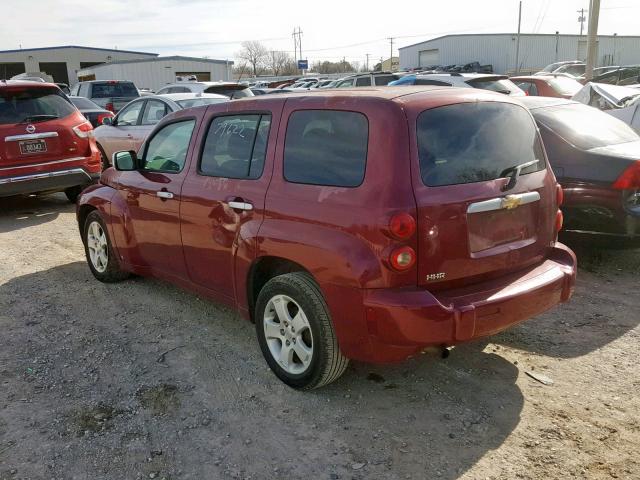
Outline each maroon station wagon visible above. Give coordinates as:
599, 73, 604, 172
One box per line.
77, 87, 577, 389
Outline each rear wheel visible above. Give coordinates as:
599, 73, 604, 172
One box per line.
255, 272, 349, 390
83, 211, 129, 282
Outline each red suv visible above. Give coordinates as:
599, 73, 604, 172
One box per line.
0, 81, 101, 202
77, 87, 577, 389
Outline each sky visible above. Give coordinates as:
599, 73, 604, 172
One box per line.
3, 0, 640, 68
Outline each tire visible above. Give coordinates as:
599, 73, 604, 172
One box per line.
255, 272, 349, 390
97, 144, 110, 171
64, 186, 82, 203
82, 210, 130, 283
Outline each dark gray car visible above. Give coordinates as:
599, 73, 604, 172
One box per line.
69, 80, 140, 114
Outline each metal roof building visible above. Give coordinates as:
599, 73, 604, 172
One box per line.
0, 45, 157, 84
77, 56, 234, 91
399, 33, 640, 74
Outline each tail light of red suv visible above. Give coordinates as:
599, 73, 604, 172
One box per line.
387, 213, 417, 272
72, 121, 94, 138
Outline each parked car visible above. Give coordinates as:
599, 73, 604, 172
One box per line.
590, 65, 640, 87
571, 82, 640, 133
69, 80, 140, 114
94, 93, 228, 168
535, 60, 583, 76
251, 88, 299, 95
521, 96, 640, 238
0, 81, 101, 202
313, 80, 335, 88
69, 96, 114, 128
552, 63, 586, 78
389, 73, 525, 96
511, 75, 583, 99
334, 72, 401, 87
77, 87, 576, 389
156, 81, 254, 99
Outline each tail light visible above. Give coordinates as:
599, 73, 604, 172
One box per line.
389, 213, 416, 240
105, 102, 115, 113
612, 160, 640, 190
72, 121, 94, 138
96, 112, 114, 126
556, 184, 564, 207
555, 210, 564, 233
389, 246, 416, 271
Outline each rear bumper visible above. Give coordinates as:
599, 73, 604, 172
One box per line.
0, 167, 99, 197
354, 244, 576, 362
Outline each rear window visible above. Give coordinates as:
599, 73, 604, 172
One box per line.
0, 87, 76, 125
417, 102, 545, 187
203, 85, 253, 99
284, 110, 368, 187
70, 97, 100, 109
548, 77, 582, 96
466, 78, 522, 95
91, 82, 138, 98
533, 103, 639, 150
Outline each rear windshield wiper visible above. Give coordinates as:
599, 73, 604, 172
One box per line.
500, 159, 539, 191
19, 114, 59, 123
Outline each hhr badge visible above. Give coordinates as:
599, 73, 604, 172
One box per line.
426, 272, 446, 281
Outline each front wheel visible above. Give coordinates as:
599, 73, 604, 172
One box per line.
255, 272, 349, 390
83, 211, 130, 283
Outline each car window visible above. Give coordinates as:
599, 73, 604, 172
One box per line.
116, 101, 143, 126
79, 83, 90, 97
0, 87, 76, 125
200, 114, 271, 179
142, 120, 196, 173
619, 67, 640, 86
91, 82, 138, 98
515, 81, 538, 96
70, 84, 80, 96
417, 102, 545, 187
336, 79, 354, 88
466, 78, 521, 95
374, 75, 396, 86
169, 86, 190, 93
414, 79, 452, 86
70, 97, 99, 109
141, 100, 168, 125
355, 77, 372, 87
532, 103, 639, 150
593, 70, 620, 85
203, 86, 253, 99
284, 110, 368, 187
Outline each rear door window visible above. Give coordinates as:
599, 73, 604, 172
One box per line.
91, 82, 138, 98
417, 102, 545, 187
374, 75, 397, 85
200, 114, 271, 179
284, 110, 368, 187
141, 100, 169, 125
355, 77, 372, 86
0, 87, 76, 125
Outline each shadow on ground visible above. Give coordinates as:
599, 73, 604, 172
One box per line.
1, 262, 524, 480
495, 236, 640, 359
0, 193, 72, 234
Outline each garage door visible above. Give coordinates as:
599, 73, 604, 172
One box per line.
419, 49, 439, 67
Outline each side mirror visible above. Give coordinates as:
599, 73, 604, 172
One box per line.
113, 151, 137, 171
101, 116, 113, 126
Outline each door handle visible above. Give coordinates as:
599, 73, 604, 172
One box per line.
227, 201, 253, 211
156, 191, 174, 199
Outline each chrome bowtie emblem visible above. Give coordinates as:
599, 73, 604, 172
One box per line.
26, 124, 36, 134
502, 195, 522, 210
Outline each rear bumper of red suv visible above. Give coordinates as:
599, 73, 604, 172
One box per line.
350, 244, 576, 362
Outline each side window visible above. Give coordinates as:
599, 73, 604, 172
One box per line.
516, 81, 538, 96
200, 114, 271, 179
619, 68, 640, 86
143, 120, 195, 173
78, 83, 90, 97
284, 110, 369, 187
415, 79, 452, 86
70, 84, 80, 96
337, 79, 354, 88
355, 77, 372, 87
595, 71, 619, 85
141, 100, 168, 125
116, 101, 143, 126
374, 75, 395, 85
166, 86, 190, 93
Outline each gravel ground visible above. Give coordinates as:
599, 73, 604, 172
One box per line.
1, 193, 639, 480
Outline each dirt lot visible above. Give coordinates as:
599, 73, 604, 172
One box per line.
1, 193, 639, 480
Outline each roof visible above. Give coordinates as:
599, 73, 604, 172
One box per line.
0, 45, 157, 56
81, 56, 233, 69
399, 33, 640, 51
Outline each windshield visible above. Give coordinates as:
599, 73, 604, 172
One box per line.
548, 77, 582, 96
417, 102, 545, 186
466, 78, 522, 95
0, 87, 76, 125
92, 82, 139, 98
533, 103, 639, 150
177, 98, 227, 108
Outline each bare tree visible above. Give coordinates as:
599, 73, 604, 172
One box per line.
267, 50, 293, 76
237, 41, 269, 77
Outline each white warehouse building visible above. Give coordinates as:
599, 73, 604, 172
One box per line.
0, 45, 157, 85
77, 56, 234, 91
399, 33, 640, 74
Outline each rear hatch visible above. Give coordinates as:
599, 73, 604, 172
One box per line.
410, 100, 557, 290
465, 76, 526, 97
90, 81, 139, 112
203, 84, 254, 99
0, 85, 82, 169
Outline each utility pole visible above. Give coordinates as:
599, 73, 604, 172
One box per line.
387, 37, 395, 71
292, 27, 304, 74
585, 0, 601, 80
555, 31, 560, 62
514, 1, 522, 74
577, 8, 587, 36
366, 53, 370, 72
